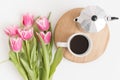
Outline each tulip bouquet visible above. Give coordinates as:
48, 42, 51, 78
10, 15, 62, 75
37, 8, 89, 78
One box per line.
4, 13, 63, 80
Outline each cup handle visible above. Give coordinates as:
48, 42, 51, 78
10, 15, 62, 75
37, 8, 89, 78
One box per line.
57, 42, 67, 47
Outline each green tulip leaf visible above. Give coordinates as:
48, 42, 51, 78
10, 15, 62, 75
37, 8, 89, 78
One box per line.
30, 36, 37, 68
38, 34, 50, 71
48, 12, 51, 20
37, 33, 50, 80
9, 51, 17, 64
9, 51, 28, 80
49, 48, 63, 78
20, 58, 35, 80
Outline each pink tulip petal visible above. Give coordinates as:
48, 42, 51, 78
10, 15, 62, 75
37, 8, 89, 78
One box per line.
44, 32, 51, 44
18, 28, 33, 40
23, 13, 34, 27
36, 17, 50, 31
40, 31, 45, 39
10, 37, 22, 52
4, 25, 19, 36
36, 19, 44, 30
44, 17, 50, 30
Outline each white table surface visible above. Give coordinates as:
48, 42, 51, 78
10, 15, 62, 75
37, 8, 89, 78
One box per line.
0, 0, 120, 80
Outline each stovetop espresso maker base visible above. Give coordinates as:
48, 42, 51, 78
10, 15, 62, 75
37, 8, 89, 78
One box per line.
54, 8, 110, 63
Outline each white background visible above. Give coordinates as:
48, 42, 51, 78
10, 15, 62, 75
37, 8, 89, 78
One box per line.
0, 0, 120, 80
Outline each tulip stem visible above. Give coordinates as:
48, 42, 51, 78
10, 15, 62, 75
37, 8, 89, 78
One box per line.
0, 59, 9, 64
16, 52, 20, 64
25, 40, 30, 67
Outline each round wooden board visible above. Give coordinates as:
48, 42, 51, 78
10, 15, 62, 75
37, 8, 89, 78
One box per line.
54, 8, 110, 63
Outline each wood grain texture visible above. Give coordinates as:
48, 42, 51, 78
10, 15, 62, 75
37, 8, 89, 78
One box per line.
54, 8, 110, 63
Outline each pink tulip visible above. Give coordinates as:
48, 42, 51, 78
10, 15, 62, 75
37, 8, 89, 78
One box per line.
18, 28, 33, 40
39, 31, 51, 44
4, 25, 19, 37
10, 37, 22, 52
36, 17, 50, 31
23, 13, 34, 27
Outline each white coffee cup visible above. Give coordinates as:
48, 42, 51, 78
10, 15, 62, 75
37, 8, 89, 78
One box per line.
57, 33, 92, 57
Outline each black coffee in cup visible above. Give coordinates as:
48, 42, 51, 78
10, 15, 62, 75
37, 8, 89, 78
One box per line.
70, 35, 89, 55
